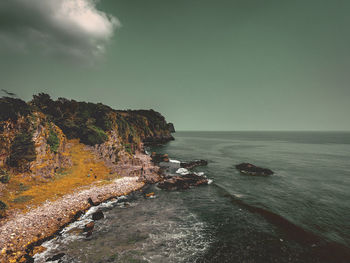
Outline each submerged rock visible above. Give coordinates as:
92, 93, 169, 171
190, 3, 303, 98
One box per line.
235, 163, 274, 176
158, 174, 208, 191
180, 160, 208, 169
92, 210, 104, 221
46, 253, 65, 262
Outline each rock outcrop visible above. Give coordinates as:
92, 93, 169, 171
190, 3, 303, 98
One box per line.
180, 160, 208, 169
151, 152, 170, 164
158, 174, 209, 190
235, 163, 274, 176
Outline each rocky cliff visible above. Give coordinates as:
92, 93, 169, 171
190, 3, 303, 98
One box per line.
0, 94, 174, 181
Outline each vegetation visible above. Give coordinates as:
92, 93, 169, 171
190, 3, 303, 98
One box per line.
0, 200, 7, 218
7, 132, 36, 171
31, 93, 113, 145
0, 141, 112, 213
0, 168, 10, 184
13, 195, 33, 203
47, 127, 60, 153
81, 125, 108, 145
0, 97, 31, 122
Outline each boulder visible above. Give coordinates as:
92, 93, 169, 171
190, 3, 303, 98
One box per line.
46, 253, 65, 262
84, 221, 95, 232
235, 163, 273, 176
158, 174, 208, 191
92, 210, 104, 221
151, 152, 170, 164
88, 197, 98, 206
180, 160, 208, 169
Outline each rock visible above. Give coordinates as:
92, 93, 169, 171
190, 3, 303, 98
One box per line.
151, 153, 170, 164
168, 123, 175, 133
92, 210, 104, 221
180, 160, 208, 169
86, 230, 93, 238
145, 192, 155, 198
88, 197, 98, 206
143, 135, 175, 146
158, 174, 208, 191
235, 163, 274, 176
66, 227, 83, 236
83, 221, 95, 232
46, 253, 65, 262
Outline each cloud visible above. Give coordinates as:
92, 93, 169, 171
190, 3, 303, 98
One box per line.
0, 0, 120, 61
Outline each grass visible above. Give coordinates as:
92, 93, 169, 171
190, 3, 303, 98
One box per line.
0, 139, 116, 213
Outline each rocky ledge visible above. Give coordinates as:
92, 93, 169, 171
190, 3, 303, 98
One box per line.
180, 160, 208, 169
235, 163, 274, 176
158, 174, 209, 191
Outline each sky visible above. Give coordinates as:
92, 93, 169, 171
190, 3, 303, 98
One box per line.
0, 0, 349, 131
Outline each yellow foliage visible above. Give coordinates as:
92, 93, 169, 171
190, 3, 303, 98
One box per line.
1, 139, 113, 213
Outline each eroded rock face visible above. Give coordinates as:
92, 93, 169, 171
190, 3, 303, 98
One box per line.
158, 174, 209, 191
180, 160, 208, 169
235, 163, 274, 176
0, 112, 72, 178
143, 135, 175, 146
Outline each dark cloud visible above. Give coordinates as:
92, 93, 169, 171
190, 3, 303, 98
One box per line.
0, 0, 120, 60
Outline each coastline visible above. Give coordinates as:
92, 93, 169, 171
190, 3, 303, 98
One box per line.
0, 151, 161, 263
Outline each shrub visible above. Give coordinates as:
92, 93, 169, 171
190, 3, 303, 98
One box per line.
0, 97, 31, 121
0, 168, 10, 183
0, 200, 7, 218
7, 132, 36, 171
13, 195, 33, 203
81, 125, 108, 146
47, 128, 60, 153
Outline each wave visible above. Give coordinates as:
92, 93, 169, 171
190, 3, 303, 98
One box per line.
176, 167, 190, 175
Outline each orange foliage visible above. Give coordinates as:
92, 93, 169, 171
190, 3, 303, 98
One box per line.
1, 139, 113, 213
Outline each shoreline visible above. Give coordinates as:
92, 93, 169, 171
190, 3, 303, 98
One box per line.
0, 177, 149, 262
0, 150, 161, 263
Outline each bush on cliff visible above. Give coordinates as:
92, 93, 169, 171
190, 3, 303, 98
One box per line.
0, 168, 10, 183
81, 125, 108, 146
31, 94, 111, 145
0, 97, 31, 122
47, 128, 60, 153
7, 132, 36, 171
30, 93, 173, 146
0, 200, 7, 218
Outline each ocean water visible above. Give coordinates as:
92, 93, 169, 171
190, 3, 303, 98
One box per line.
36, 131, 350, 263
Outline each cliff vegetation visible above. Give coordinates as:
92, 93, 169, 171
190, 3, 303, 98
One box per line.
0, 94, 174, 218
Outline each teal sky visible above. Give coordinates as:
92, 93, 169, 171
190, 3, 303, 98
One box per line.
1, 0, 350, 131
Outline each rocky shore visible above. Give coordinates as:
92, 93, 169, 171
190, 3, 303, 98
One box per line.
0, 95, 177, 262
0, 152, 160, 263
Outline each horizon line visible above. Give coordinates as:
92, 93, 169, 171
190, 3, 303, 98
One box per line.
173, 130, 350, 132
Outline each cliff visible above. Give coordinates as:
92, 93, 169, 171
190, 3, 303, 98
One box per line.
0, 94, 174, 218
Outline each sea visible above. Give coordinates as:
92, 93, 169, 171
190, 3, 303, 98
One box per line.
35, 131, 350, 263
